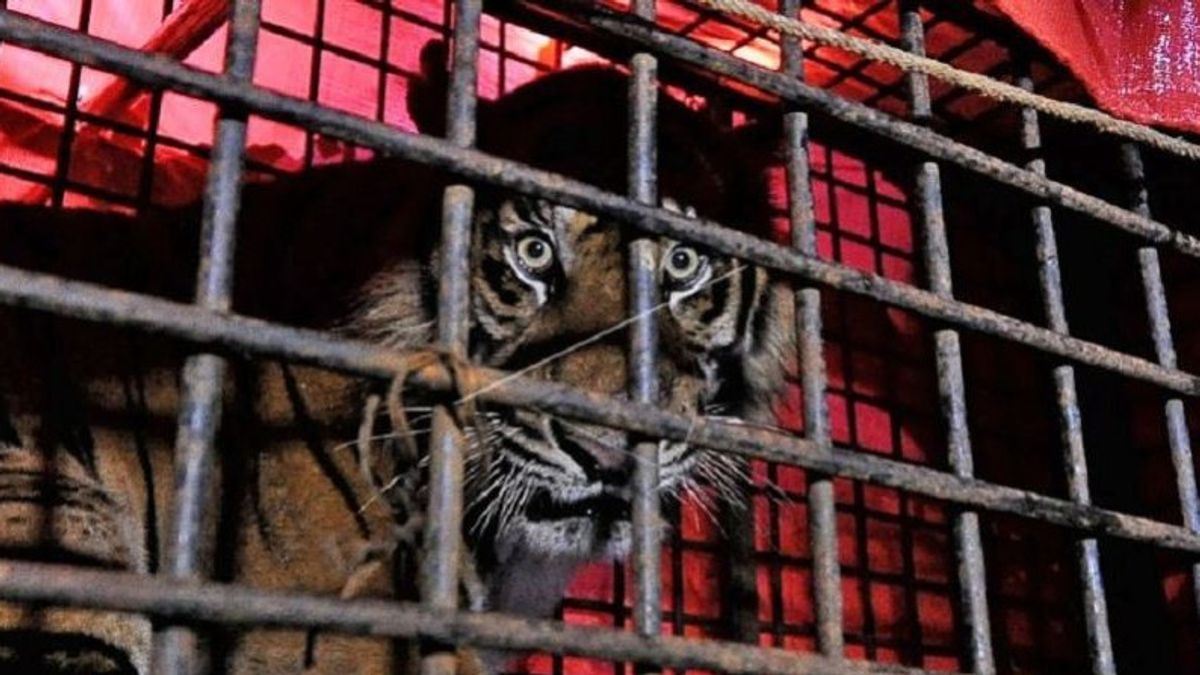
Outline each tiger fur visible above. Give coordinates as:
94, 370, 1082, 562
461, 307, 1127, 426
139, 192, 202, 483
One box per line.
0, 65, 791, 674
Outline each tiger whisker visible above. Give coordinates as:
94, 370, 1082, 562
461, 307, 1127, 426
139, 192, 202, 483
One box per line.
356, 472, 405, 515
703, 414, 794, 437
330, 426, 435, 455
678, 477, 727, 536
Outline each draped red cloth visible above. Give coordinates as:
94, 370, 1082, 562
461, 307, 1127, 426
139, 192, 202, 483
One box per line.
985, 0, 1200, 134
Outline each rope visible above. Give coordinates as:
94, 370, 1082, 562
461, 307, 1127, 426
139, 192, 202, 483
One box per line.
690, 0, 1200, 162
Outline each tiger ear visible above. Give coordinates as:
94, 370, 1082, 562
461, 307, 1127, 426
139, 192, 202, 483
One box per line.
406, 39, 497, 138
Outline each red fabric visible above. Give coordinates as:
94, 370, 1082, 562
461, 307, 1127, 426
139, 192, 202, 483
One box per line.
985, 0, 1200, 134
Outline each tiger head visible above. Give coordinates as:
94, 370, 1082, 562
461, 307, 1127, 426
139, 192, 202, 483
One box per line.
360, 67, 790, 576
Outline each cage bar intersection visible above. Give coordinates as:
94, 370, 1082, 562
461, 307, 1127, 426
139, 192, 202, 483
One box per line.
0, 0, 1198, 674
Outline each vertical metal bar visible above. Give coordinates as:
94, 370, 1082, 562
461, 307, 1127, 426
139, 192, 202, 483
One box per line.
49, 0, 95, 208
302, 0, 327, 169
1120, 142, 1200, 622
628, 0, 662, 671
780, 0, 844, 659
155, 2, 260, 674
898, 3, 994, 672
1017, 65, 1116, 675
421, 0, 481, 673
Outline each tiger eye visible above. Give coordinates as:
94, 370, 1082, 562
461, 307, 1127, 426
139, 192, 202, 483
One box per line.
664, 245, 703, 283
516, 234, 555, 273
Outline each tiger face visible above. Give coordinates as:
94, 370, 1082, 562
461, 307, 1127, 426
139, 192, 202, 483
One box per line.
462, 193, 786, 566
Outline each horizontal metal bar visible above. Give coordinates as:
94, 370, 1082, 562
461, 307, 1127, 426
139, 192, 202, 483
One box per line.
565, 5, 1200, 260
0, 560, 945, 675
0, 9, 1192, 397
2, 264, 1200, 556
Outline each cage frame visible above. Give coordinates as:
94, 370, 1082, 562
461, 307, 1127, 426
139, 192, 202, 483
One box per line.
0, 1, 1197, 674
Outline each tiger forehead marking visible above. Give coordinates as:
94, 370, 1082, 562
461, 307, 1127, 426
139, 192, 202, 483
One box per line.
472, 195, 627, 363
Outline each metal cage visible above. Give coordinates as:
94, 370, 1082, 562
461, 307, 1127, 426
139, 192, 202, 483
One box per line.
0, 0, 1197, 674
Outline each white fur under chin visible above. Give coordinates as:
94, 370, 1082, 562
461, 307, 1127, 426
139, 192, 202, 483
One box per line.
498, 517, 633, 562
477, 522, 634, 674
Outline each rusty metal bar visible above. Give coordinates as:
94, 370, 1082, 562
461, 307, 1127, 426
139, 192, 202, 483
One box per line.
780, 0, 844, 658
0, 9, 1196, 398
155, 2, 259, 673
421, 0, 481, 673
3, 265, 1200, 556
1017, 65, 1116, 675
1120, 143, 1200, 622
899, 4, 993, 672
0, 560, 954, 675
628, 0, 663, 669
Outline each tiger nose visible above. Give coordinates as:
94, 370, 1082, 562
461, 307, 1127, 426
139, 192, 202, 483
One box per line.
554, 344, 627, 398
549, 419, 632, 485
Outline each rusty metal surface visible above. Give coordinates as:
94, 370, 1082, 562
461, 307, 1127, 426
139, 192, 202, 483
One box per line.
419, 0, 481, 673
781, 0, 844, 659
900, 5, 994, 671
627, 2, 664, 666
1121, 144, 1200, 627
155, 2, 260, 673
0, 10, 1197, 398
566, 5, 1200, 260
0, 560, 953, 675
1018, 66, 1116, 675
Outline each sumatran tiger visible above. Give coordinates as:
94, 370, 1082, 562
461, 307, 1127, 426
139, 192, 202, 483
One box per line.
0, 64, 792, 674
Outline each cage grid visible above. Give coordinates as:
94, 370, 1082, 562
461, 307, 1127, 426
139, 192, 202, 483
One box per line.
0, 1, 1198, 675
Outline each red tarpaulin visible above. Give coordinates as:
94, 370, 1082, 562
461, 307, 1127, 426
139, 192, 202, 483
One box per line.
985, 0, 1200, 135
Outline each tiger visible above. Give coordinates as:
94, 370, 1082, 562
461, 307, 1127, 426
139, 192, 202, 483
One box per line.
0, 64, 792, 674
